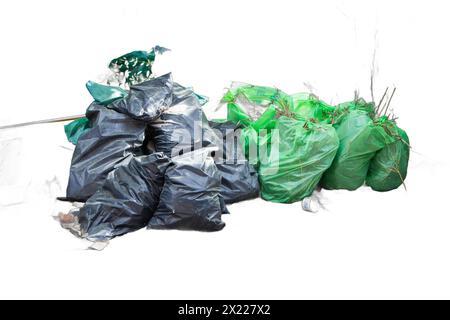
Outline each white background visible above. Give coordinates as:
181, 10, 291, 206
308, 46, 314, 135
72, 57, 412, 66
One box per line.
0, 0, 449, 299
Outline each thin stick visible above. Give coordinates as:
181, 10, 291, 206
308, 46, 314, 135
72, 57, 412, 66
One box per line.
0, 114, 85, 130
370, 46, 377, 104
379, 89, 392, 117
376, 87, 389, 114
384, 87, 396, 116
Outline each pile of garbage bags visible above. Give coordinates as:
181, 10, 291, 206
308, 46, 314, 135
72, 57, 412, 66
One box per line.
59, 52, 260, 244
58, 49, 410, 246
221, 82, 410, 203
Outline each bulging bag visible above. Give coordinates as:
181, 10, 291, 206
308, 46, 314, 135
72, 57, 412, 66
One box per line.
148, 83, 219, 157
66, 75, 175, 201
148, 148, 226, 232
321, 110, 395, 190
72, 153, 170, 241
259, 116, 339, 203
366, 123, 410, 191
66, 103, 147, 201
209, 120, 260, 204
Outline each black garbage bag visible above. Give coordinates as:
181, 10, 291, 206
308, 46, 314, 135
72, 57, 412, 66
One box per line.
73, 153, 170, 241
66, 103, 147, 201
107, 73, 173, 121
148, 148, 226, 232
147, 83, 220, 157
65, 75, 175, 201
209, 120, 260, 204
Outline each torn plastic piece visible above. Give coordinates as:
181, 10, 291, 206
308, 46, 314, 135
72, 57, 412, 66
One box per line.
301, 197, 319, 213
86, 81, 128, 105
148, 148, 226, 232
64, 117, 90, 145
108, 46, 169, 86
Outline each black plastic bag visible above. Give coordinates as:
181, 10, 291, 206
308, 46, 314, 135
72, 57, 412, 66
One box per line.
148, 148, 226, 232
65, 75, 176, 201
66, 103, 147, 201
73, 153, 170, 241
209, 121, 260, 204
107, 73, 173, 121
148, 84, 219, 157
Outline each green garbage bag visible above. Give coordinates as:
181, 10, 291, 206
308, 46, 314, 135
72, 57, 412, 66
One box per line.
227, 102, 252, 127
224, 83, 292, 165
86, 81, 128, 105
321, 110, 395, 190
366, 123, 410, 191
259, 116, 339, 203
291, 92, 335, 123
224, 83, 292, 123
331, 98, 376, 125
64, 117, 90, 145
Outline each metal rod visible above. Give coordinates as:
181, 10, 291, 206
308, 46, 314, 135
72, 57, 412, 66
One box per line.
0, 114, 85, 130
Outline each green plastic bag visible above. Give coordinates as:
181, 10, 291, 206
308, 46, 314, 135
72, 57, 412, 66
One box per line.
64, 117, 90, 145
259, 116, 339, 203
224, 83, 292, 122
227, 102, 252, 126
321, 110, 395, 190
331, 98, 376, 125
291, 92, 335, 123
225, 84, 294, 164
366, 123, 410, 191
86, 81, 128, 105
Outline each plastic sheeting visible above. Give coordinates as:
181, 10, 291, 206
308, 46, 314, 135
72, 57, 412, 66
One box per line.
148, 148, 226, 232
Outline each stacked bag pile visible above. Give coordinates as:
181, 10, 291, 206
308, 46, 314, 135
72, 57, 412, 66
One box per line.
59, 48, 410, 246
60, 49, 259, 243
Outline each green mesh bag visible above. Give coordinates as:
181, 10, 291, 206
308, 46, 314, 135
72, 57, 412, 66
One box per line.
259, 116, 339, 203
366, 123, 410, 191
320, 110, 395, 190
